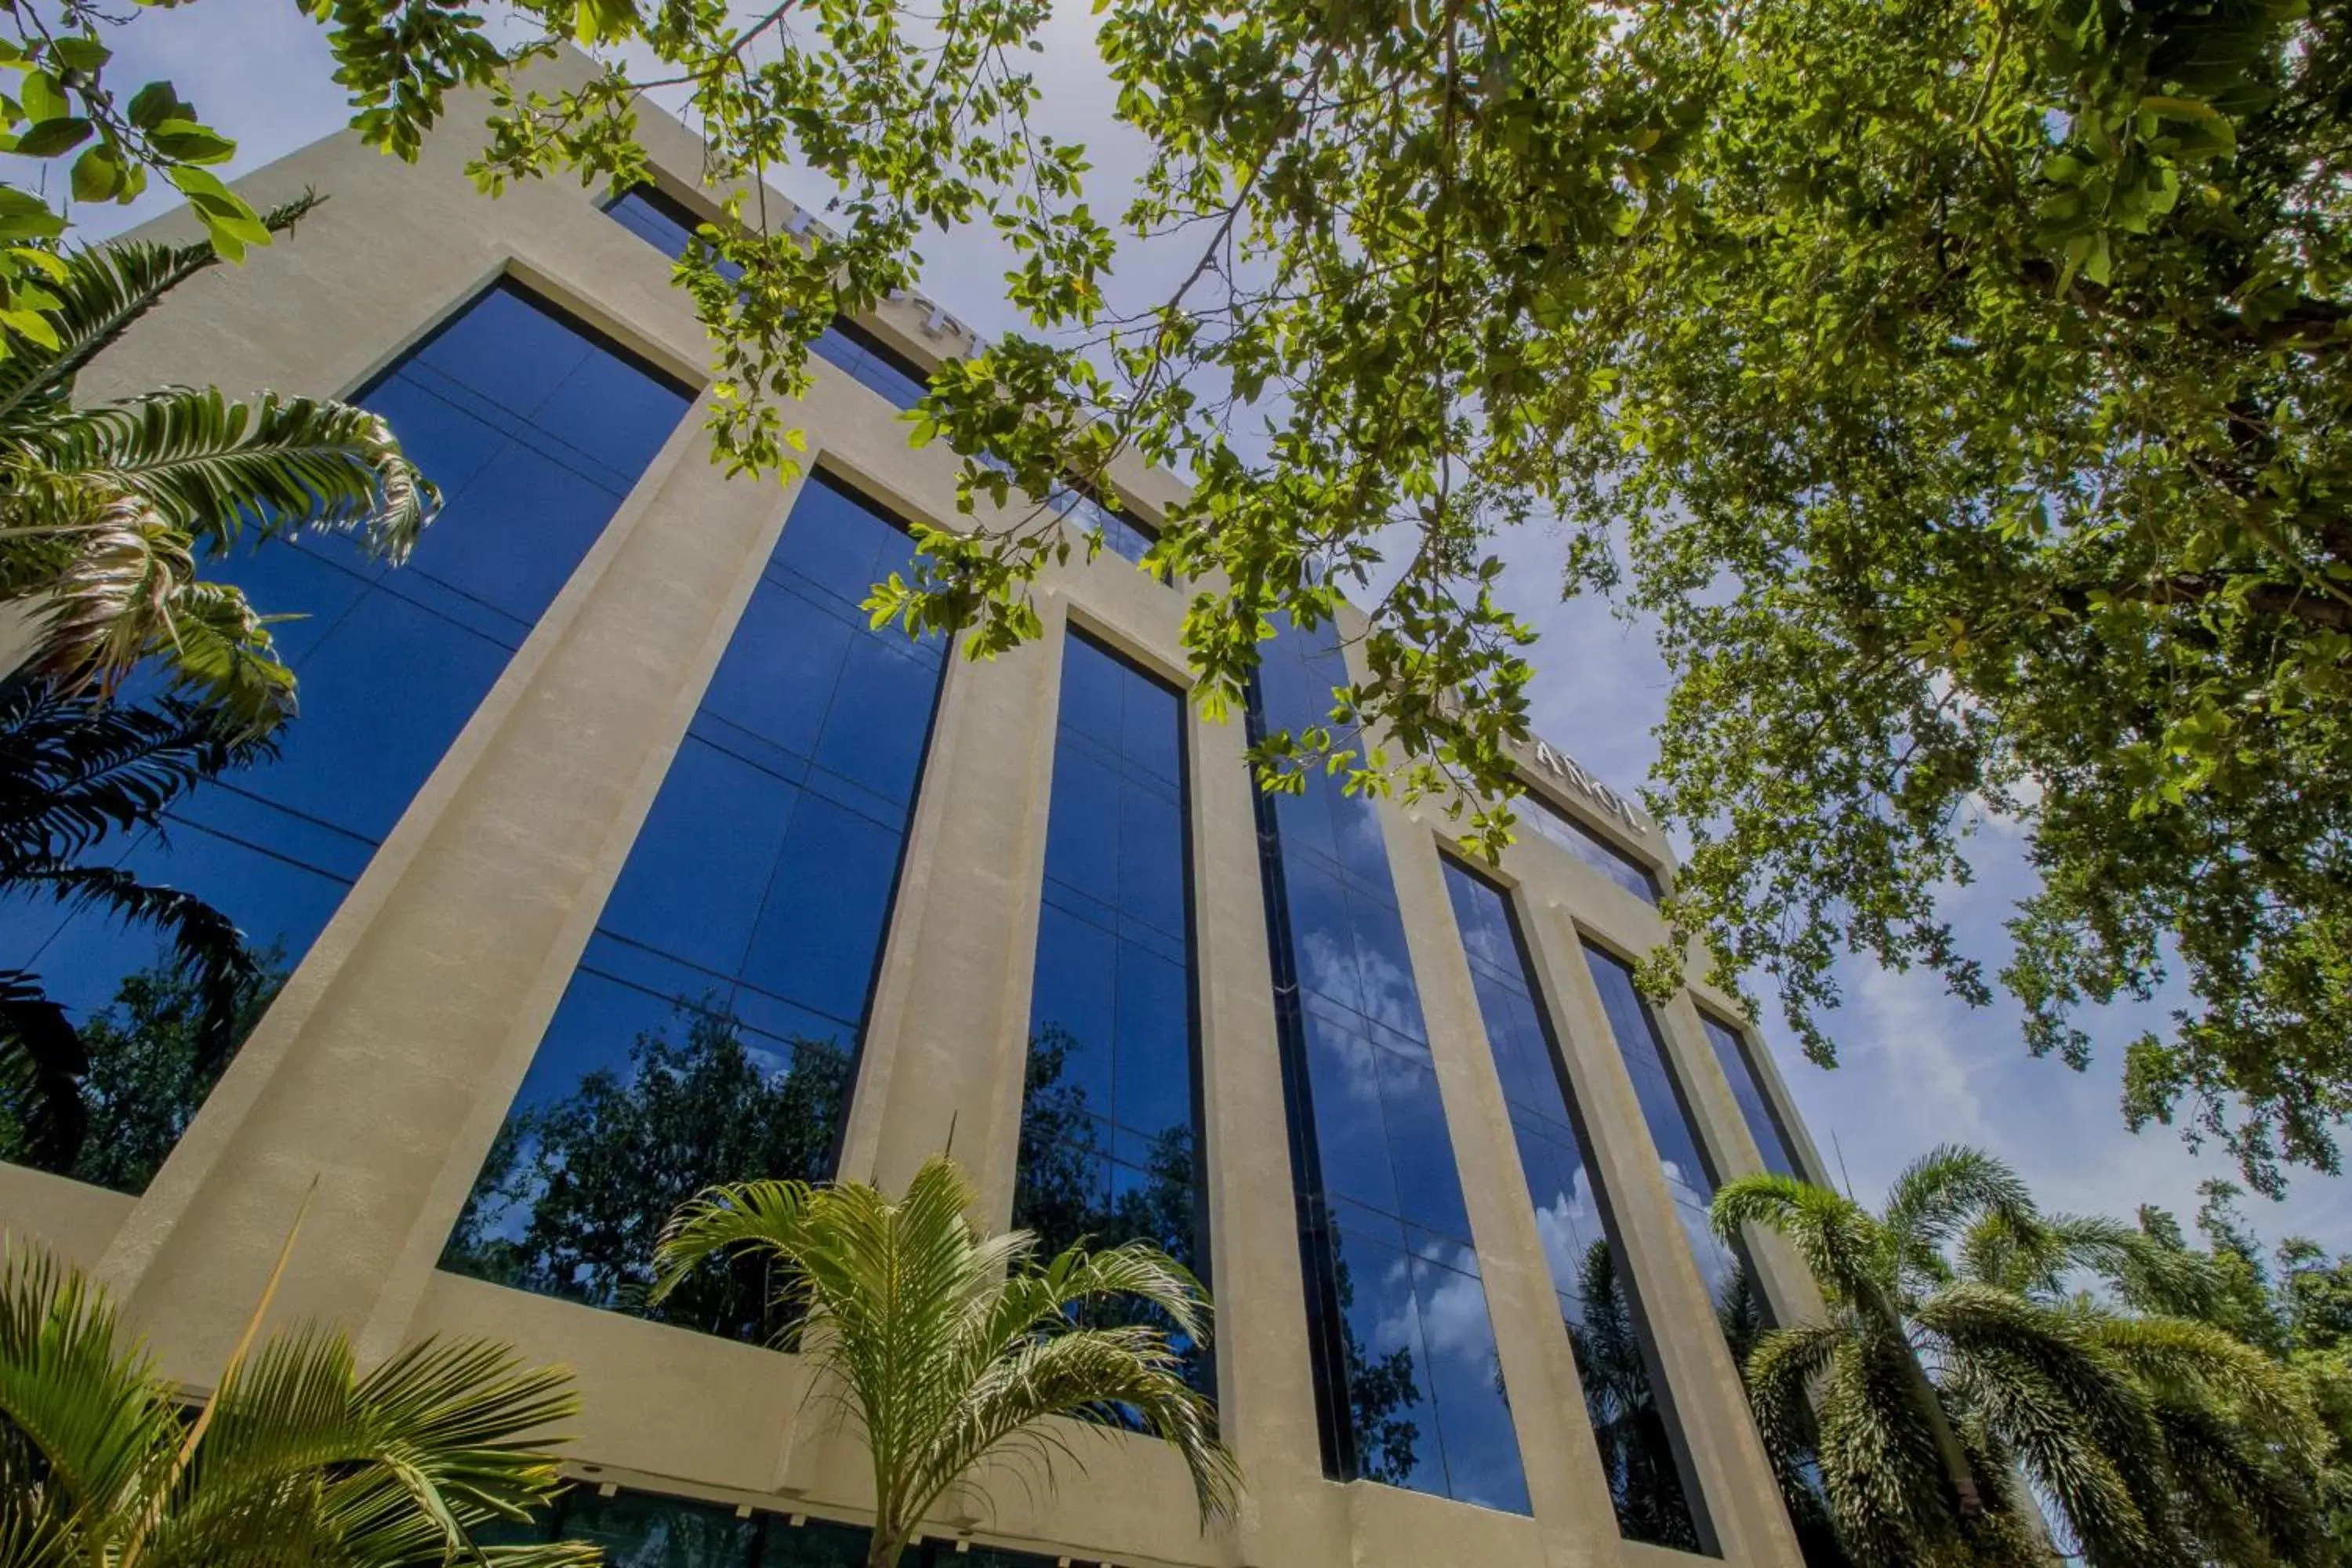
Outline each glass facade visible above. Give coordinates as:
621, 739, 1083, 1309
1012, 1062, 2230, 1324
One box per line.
0, 279, 692, 1192
1247, 618, 1530, 1514
1519, 791, 1661, 906
488, 1484, 1058, 1568
604, 187, 931, 411
1442, 859, 1714, 1552
1050, 484, 1158, 564
1581, 947, 1742, 1316
442, 470, 946, 1341
1701, 1011, 1807, 1182
1017, 630, 1207, 1379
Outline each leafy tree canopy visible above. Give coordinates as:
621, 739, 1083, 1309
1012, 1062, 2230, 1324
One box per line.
154, 0, 2351, 1186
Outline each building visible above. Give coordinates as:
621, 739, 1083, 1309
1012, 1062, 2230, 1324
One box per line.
0, 61, 1842, 1568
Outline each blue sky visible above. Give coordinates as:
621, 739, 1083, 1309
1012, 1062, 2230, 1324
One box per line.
79, 0, 2352, 1256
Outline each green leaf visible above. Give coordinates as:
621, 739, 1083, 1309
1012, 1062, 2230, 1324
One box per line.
0, 307, 60, 349
18, 71, 66, 124
16, 118, 93, 158
69, 143, 128, 202
572, 0, 640, 45
0, 186, 65, 241
147, 118, 235, 164
50, 37, 111, 73
125, 81, 182, 131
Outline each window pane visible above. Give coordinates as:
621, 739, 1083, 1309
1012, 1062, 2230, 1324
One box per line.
1017, 633, 1207, 1392
1441, 858, 1711, 1552
561, 1490, 756, 1568
601, 188, 932, 416
0, 281, 691, 1195
1519, 791, 1661, 905
810, 320, 930, 412
1247, 618, 1530, 1512
444, 472, 947, 1341
1701, 1011, 1807, 1181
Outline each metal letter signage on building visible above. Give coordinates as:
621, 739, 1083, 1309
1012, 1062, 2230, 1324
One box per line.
1530, 738, 1652, 834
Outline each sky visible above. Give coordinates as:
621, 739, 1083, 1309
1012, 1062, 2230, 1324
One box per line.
70, 0, 2352, 1258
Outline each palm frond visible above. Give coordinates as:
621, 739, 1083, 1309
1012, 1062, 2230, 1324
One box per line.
0, 676, 268, 865
0, 481, 300, 734
149, 1330, 581, 1568
12, 385, 434, 563
9, 860, 262, 1076
2086, 1312, 2324, 1458
1957, 1209, 2150, 1299
1741, 1316, 1842, 1459
1710, 1171, 1888, 1308
0, 1239, 180, 1559
0, 195, 324, 421
655, 1156, 1237, 1565
0, 969, 89, 1171
1880, 1145, 2033, 1286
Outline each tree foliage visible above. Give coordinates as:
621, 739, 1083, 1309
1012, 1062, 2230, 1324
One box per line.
443, 1000, 853, 1342
1716, 1146, 2337, 1566
0, 675, 280, 1178
281, 0, 2352, 1185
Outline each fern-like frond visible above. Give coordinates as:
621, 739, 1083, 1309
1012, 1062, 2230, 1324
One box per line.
0, 194, 324, 422
0, 1239, 180, 1559
12, 386, 434, 563
0, 675, 268, 864
1880, 1145, 2034, 1289
8, 860, 262, 1076
1710, 1171, 1887, 1308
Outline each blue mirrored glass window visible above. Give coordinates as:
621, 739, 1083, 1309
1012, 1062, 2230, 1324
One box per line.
1017, 630, 1205, 1388
1051, 485, 1158, 564
604, 187, 930, 412
492, 1483, 1068, 1568
1700, 1011, 1807, 1183
1443, 859, 1714, 1552
1520, 791, 1661, 905
443, 471, 946, 1341
1245, 617, 1530, 1515
811, 319, 931, 412
604, 185, 741, 279
1582, 946, 1741, 1312
0, 280, 692, 1194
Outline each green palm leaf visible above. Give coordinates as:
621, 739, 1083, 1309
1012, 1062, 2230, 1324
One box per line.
1717, 1145, 2336, 1566
0, 675, 267, 864
653, 1156, 1238, 1568
0, 195, 324, 422
13, 386, 432, 561
0, 1240, 595, 1567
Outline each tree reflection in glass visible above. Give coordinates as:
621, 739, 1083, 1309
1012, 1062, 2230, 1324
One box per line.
1017, 631, 1209, 1396
445, 998, 851, 1344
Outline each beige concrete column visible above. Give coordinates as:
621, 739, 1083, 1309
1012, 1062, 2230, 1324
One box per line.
1653, 992, 1829, 1328
833, 602, 1060, 1218
1181, 646, 1346, 1568
86, 399, 799, 1379
1381, 815, 1632, 1568
1527, 909, 1803, 1568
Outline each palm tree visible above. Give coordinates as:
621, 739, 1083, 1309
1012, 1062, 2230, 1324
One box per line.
0, 197, 437, 1178
0, 194, 435, 736
1713, 1145, 2328, 1567
0, 674, 275, 1178
0, 1236, 595, 1566
650, 1155, 1240, 1568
